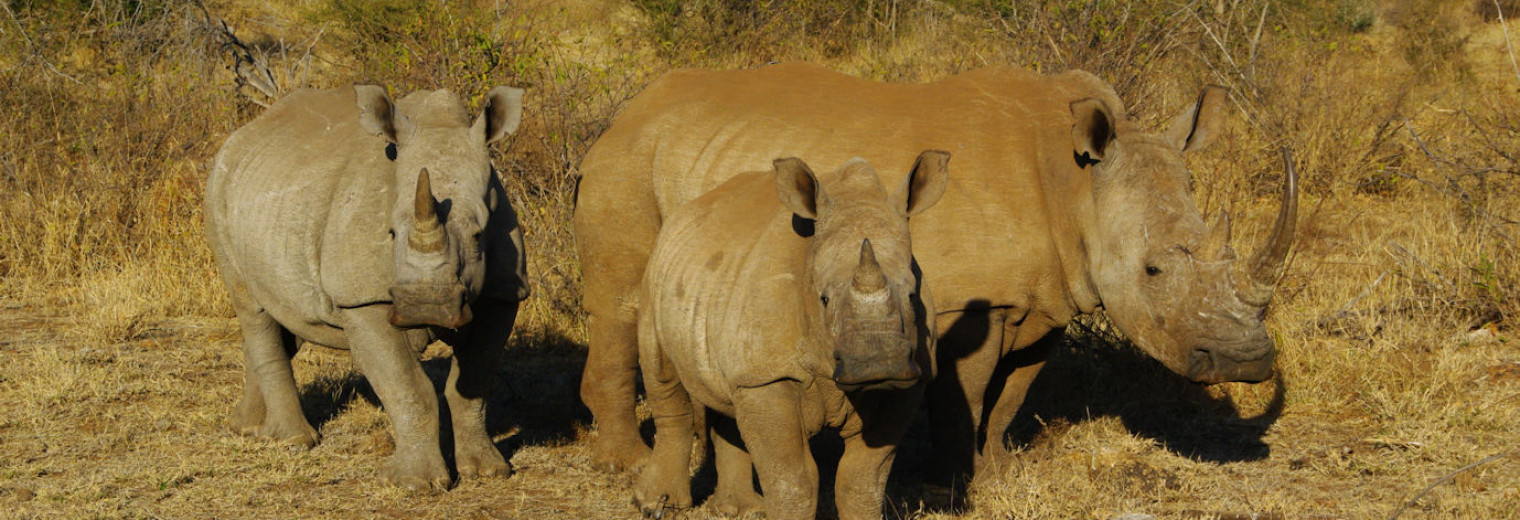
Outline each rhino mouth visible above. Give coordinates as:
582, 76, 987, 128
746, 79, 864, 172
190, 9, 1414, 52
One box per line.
389, 283, 472, 329
833, 360, 923, 392
1185, 342, 1276, 384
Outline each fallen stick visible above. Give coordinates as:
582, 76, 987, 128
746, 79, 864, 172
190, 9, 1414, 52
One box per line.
1387, 451, 1512, 520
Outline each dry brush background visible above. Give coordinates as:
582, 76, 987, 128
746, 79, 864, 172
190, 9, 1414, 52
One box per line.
1, 0, 1518, 518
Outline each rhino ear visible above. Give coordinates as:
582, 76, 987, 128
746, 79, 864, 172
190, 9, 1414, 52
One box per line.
475, 86, 525, 144
1070, 97, 1115, 167
775, 157, 827, 220
892, 150, 950, 217
356, 84, 398, 143
1165, 85, 1228, 153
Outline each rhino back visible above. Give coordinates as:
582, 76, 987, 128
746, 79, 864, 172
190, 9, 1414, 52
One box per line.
643, 171, 833, 415
594, 63, 1115, 328
207, 88, 393, 332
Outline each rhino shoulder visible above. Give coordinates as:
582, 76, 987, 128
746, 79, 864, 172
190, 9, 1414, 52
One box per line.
319, 151, 397, 308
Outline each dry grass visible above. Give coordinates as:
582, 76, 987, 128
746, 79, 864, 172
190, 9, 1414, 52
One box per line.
1, 0, 1518, 518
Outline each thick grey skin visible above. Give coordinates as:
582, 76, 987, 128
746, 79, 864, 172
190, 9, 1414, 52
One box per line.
205, 85, 529, 491
573, 63, 1295, 477
634, 154, 948, 520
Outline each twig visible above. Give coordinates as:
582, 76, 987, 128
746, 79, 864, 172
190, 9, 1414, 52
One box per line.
1387, 452, 1512, 520
1, 3, 85, 85
1495, 0, 1520, 87
1389, 242, 1454, 291
1246, 1, 1268, 80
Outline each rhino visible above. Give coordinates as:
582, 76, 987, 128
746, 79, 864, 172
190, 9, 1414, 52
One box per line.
573, 62, 1295, 477
204, 85, 529, 490
635, 152, 948, 520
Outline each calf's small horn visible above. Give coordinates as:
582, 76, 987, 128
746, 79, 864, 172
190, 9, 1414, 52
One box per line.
853, 239, 888, 294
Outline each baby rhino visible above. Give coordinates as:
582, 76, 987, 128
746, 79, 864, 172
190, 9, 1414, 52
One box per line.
636, 151, 950, 520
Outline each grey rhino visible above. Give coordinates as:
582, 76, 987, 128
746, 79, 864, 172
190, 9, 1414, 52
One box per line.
573, 62, 1295, 477
635, 152, 949, 520
204, 85, 529, 490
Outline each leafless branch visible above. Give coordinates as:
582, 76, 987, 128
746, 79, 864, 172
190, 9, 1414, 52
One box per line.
1387, 451, 1513, 520
1, 3, 84, 85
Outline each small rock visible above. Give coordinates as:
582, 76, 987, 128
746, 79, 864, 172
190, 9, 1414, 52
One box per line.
1113, 514, 1156, 520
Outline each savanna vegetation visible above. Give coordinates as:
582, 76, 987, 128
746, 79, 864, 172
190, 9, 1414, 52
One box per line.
1, 0, 1517, 518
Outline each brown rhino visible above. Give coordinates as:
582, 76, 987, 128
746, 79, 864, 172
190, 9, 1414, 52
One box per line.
635, 152, 948, 520
573, 62, 1295, 476
205, 85, 529, 490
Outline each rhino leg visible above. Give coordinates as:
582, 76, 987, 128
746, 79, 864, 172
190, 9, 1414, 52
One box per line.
634, 349, 694, 518
836, 388, 922, 520
343, 305, 450, 492
926, 308, 1006, 486
736, 381, 818, 520
977, 332, 1056, 470
443, 298, 519, 479
231, 307, 318, 448
707, 414, 763, 516
575, 173, 660, 472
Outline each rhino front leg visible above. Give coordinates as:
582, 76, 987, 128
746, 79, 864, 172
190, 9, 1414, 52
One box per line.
344, 305, 450, 491
634, 348, 694, 518
445, 298, 519, 480
736, 381, 818, 520
707, 413, 764, 516
977, 332, 1056, 469
835, 388, 923, 520
232, 307, 318, 448
926, 308, 1005, 485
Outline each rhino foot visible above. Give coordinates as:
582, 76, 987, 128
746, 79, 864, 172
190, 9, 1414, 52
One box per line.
707, 486, 764, 517
455, 442, 513, 479
633, 469, 691, 519
381, 451, 452, 492
591, 434, 652, 472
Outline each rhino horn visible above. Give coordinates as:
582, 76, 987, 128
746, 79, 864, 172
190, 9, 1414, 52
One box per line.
409, 168, 446, 254
1198, 209, 1233, 261
853, 239, 888, 294
1237, 149, 1298, 307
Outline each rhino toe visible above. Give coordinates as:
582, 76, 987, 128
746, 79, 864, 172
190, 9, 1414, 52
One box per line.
381, 447, 453, 492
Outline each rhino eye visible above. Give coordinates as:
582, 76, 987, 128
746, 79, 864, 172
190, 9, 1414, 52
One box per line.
820, 294, 830, 307
1145, 265, 1162, 276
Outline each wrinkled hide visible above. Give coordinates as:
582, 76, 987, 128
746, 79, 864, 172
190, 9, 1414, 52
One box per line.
573, 63, 1295, 476
205, 85, 528, 490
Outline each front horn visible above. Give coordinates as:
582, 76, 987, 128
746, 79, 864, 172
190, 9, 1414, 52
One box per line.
409, 168, 446, 254
1238, 149, 1298, 307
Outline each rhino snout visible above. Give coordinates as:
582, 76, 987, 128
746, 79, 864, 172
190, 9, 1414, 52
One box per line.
832, 348, 922, 392
1184, 338, 1276, 384
389, 283, 473, 329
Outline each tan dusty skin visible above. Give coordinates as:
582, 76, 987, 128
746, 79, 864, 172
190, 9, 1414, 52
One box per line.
573, 62, 1295, 476
204, 85, 529, 491
635, 153, 948, 520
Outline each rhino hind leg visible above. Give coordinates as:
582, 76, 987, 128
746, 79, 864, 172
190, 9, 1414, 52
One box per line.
574, 172, 660, 472
231, 307, 318, 448
444, 299, 519, 480
343, 305, 451, 491
706, 414, 764, 516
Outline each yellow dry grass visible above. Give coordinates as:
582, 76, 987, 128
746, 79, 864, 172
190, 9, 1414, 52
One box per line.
1, 0, 1517, 518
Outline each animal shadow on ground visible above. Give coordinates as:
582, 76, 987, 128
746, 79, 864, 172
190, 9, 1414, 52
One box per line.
1006, 317, 1285, 465
293, 327, 593, 477
890, 302, 1285, 515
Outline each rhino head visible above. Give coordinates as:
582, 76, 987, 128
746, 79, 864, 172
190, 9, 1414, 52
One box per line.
775, 151, 950, 392
354, 85, 525, 329
1073, 86, 1295, 384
